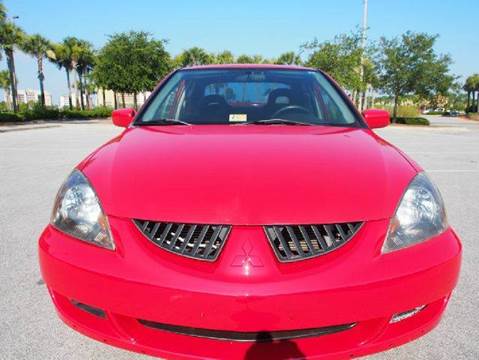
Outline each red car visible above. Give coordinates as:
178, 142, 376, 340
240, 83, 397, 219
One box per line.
39, 65, 461, 359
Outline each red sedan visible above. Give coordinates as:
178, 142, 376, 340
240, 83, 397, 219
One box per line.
39, 65, 461, 359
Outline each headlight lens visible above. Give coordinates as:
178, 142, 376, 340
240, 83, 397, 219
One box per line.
51, 170, 115, 250
383, 172, 447, 253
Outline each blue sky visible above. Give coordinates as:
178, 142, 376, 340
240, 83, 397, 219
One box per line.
2, 0, 478, 104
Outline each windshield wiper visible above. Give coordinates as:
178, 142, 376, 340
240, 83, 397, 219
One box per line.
137, 118, 191, 126
242, 118, 313, 126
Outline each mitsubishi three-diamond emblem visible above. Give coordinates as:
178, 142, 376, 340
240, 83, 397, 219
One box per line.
231, 240, 263, 275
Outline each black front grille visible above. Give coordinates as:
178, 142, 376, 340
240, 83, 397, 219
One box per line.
139, 319, 356, 342
134, 220, 230, 261
264, 223, 362, 262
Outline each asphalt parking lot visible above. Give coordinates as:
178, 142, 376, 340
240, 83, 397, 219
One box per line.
0, 116, 478, 359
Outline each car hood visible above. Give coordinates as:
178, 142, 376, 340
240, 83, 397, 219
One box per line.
80, 125, 417, 225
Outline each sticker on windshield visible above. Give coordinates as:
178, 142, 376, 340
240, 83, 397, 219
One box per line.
229, 114, 247, 122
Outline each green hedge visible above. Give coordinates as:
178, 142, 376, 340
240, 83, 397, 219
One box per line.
22, 107, 61, 121
383, 105, 420, 118
394, 117, 430, 126
0, 106, 113, 123
0, 112, 23, 122
62, 107, 112, 119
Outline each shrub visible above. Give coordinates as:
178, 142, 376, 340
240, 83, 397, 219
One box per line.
62, 109, 89, 119
396, 106, 420, 118
395, 117, 430, 126
22, 104, 61, 120
62, 107, 112, 119
0, 101, 10, 112
382, 105, 420, 118
0, 112, 23, 122
0, 105, 113, 123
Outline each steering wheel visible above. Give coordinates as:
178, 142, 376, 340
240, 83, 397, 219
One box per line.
271, 105, 311, 118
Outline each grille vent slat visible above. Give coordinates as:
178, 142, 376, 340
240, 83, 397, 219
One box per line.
134, 220, 230, 261
273, 226, 293, 258
265, 222, 362, 262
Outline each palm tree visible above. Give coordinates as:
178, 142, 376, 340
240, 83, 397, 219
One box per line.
465, 74, 479, 112
473, 75, 479, 113
49, 38, 80, 109
214, 50, 235, 64
236, 54, 255, 64
20, 34, 51, 107
0, 3, 6, 25
0, 20, 24, 112
463, 81, 472, 110
72, 40, 95, 110
0, 69, 12, 110
275, 52, 302, 65
174, 47, 213, 67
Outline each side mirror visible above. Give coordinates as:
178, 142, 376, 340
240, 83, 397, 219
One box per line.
362, 109, 390, 129
112, 108, 136, 128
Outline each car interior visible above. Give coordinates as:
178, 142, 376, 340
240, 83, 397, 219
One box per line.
142, 70, 353, 125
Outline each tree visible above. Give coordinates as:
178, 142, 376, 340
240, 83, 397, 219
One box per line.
0, 3, 5, 23
0, 16, 25, 112
94, 31, 171, 109
303, 32, 363, 93
275, 51, 302, 65
20, 34, 52, 107
71, 39, 95, 110
49, 38, 80, 109
0, 69, 12, 110
463, 74, 479, 112
214, 50, 234, 64
377, 32, 453, 120
236, 54, 254, 64
446, 83, 467, 111
236, 54, 270, 64
174, 47, 213, 67
90, 59, 108, 107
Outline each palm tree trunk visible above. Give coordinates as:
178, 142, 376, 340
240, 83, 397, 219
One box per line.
121, 93, 125, 108
113, 91, 118, 109
85, 86, 90, 110
5, 49, 18, 113
78, 72, 85, 110
102, 88, 106, 107
37, 56, 46, 107
133, 93, 138, 110
65, 69, 73, 110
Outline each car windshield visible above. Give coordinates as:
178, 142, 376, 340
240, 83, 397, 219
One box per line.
137, 68, 359, 126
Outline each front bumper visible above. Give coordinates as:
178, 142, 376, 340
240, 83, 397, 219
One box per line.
39, 216, 461, 359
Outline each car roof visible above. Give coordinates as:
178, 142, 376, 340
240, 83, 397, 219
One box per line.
181, 63, 315, 71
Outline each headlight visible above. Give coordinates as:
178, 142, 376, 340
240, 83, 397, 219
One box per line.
383, 172, 447, 253
51, 170, 115, 250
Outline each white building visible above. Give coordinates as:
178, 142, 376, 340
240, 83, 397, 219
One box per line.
95, 89, 152, 108
59, 94, 92, 109
8, 89, 52, 107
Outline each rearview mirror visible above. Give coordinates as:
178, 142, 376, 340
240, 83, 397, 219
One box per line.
112, 108, 136, 128
362, 109, 390, 129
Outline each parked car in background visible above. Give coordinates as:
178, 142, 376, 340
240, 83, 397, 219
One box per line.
39, 65, 462, 359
